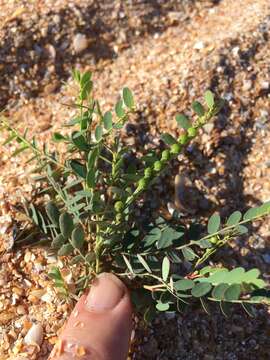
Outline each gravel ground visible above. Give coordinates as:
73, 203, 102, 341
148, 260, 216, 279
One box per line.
0, 0, 270, 359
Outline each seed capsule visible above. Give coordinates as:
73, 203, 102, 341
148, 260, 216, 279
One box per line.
161, 149, 170, 161
209, 236, 218, 244
114, 201, 124, 213
144, 167, 152, 178
154, 160, 163, 172
170, 143, 181, 154
178, 133, 188, 145
138, 178, 148, 189
187, 127, 198, 138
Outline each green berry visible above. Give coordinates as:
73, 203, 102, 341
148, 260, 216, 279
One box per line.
178, 133, 188, 145
144, 167, 152, 178
116, 213, 123, 222
114, 201, 124, 213
161, 149, 171, 161
138, 178, 148, 189
170, 143, 181, 154
209, 236, 218, 244
154, 160, 163, 172
187, 127, 198, 138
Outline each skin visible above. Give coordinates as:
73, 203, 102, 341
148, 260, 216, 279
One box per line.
47, 273, 133, 360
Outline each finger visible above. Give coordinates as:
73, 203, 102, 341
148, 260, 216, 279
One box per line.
49, 273, 132, 360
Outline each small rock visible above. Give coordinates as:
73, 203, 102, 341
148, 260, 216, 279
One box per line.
24, 323, 43, 346
194, 41, 205, 50
242, 80, 252, 91
260, 81, 269, 90
73, 33, 88, 53
17, 305, 27, 315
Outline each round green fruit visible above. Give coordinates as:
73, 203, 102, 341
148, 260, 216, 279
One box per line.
187, 127, 198, 138
114, 201, 124, 213
144, 167, 152, 178
170, 143, 181, 154
161, 149, 170, 161
154, 160, 163, 172
209, 236, 218, 244
138, 178, 148, 189
178, 133, 188, 145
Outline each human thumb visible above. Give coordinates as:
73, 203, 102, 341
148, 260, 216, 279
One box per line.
49, 273, 133, 360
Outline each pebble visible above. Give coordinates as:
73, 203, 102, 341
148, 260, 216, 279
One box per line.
24, 323, 43, 346
242, 79, 252, 91
73, 33, 89, 53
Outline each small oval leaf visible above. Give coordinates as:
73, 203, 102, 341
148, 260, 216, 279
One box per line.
207, 214, 221, 234
45, 202, 60, 227
191, 282, 212, 297
71, 225, 85, 249
162, 256, 170, 281
59, 213, 74, 238
204, 90, 215, 108
226, 211, 242, 226
123, 87, 134, 109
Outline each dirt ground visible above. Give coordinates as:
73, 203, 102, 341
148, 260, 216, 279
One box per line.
0, 0, 270, 359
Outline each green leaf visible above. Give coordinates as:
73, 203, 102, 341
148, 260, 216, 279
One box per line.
86, 169, 96, 188
157, 227, 184, 249
191, 283, 212, 297
137, 255, 152, 273
71, 131, 88, 151
48, 266, 62, 281
162, 256, 170, 281
58, 244, 73, 256
192, 101, 205, 116
222, 267, 245, 284
241, 302, 255, 317
45, 202, 60, 227
201, 269, 229, 284
81, 71, 92, 87
88, 147, 99, 170
70, 255, 84, 265
220, 301, 231, 317
72, 68, 81, 83
182, 247, 197, 261
122, 255, 134, 274
12, 145, 28, 157
211, 283, 229, 300
156, 302, 170, 312
160, 133, 177, 145
3, 132, 16, 145
143, 227, 162, 247
52, 132, 66, 142
103, 111, 113, 130
59, 212, 74, 238
174, 279, 194, 291
123, 87, 134, 109
224, 284, 241, 301
207, 213, 221, 234
175, 114, 191, 129
95, 125, 103, 142
51, 234, 66, 249
115, 100, 125, 118
226, 211, 242, 226
71, 225, 85, 249
236, 225, 248, 234
70, 160, 87, 178
204, 90, 215, 108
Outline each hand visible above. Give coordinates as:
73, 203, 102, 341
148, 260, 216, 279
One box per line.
49, 273, 132, 359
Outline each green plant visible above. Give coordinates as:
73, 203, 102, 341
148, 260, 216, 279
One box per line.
1, 70, 269, 320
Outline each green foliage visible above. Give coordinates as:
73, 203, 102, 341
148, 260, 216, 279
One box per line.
1, 70, 270, 320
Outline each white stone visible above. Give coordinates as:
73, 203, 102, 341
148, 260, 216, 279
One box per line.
24, 323, 43, 346
73, 33, 88, 53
